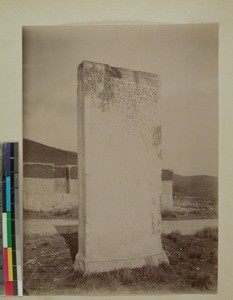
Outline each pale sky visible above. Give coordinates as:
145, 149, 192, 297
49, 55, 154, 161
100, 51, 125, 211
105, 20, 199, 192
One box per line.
23, 24, 218, 177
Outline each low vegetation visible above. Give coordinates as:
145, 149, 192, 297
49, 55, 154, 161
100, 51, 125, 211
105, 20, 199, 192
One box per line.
195, 227, 218, 241
24, 207, 79, 219
166, 230, 181, 243
161, 210, 177, 220
24, 227, 217, 295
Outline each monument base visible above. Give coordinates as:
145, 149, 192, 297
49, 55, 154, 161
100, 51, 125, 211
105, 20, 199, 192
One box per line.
74, 250, 169, 274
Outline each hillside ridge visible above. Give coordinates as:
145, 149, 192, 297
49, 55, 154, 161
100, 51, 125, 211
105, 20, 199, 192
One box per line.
23, 139, 77, 166
23, 139, 217, 198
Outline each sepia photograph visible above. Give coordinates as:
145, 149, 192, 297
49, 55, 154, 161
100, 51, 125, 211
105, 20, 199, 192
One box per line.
22, 24, 218, 295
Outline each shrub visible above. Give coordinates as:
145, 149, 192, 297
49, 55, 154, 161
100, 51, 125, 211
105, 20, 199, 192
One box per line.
187, 247, 203, 259
161, 210, 177, 220
186, 271, 211, 289
53, 206, 79, 218
166, 231, 181, 243
194, 227, 218, 241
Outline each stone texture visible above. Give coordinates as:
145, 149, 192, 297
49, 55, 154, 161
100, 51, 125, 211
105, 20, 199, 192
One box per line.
23, 163, 78, 211
161, 169, 173, 210
24, 192, 78, 212
24, 163, 54, 178
70, 166, 78, 179
54, 166, 68, 178
162, 169, 173, 181
75, 61, 168, 273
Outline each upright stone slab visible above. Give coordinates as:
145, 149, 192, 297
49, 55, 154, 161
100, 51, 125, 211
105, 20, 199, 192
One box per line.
75, 61, 168, 273
161, 169, 174, 210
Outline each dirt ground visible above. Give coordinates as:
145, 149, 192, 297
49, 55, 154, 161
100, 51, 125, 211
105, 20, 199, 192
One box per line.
23, 229, 217, 295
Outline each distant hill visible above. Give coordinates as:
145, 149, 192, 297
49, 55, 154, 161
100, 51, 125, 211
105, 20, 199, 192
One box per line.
173, 173, 218, 199
23, 139, 77, 166
24, 139, 218, 199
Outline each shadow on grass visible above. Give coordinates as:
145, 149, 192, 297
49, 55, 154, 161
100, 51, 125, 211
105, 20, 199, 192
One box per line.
58, 227, 217, 293
23, 227, 218, 294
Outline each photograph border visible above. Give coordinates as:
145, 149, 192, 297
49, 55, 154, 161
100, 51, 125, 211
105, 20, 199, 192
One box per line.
0, 1, 233, 299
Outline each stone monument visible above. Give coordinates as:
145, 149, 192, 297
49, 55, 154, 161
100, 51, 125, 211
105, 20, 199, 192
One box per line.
75, 61, 168, 273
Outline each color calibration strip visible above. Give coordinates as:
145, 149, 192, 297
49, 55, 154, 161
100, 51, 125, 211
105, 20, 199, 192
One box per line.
0, 142, 22, 295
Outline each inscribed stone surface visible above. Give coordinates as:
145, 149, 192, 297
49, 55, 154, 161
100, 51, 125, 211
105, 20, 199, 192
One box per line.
75, 61, 168, 273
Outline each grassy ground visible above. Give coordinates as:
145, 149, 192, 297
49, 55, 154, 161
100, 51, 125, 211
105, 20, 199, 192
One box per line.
24, 207, 79, 219
24, 206, 217, 221
161, 208, 217, 220
23, 228, 218, 295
